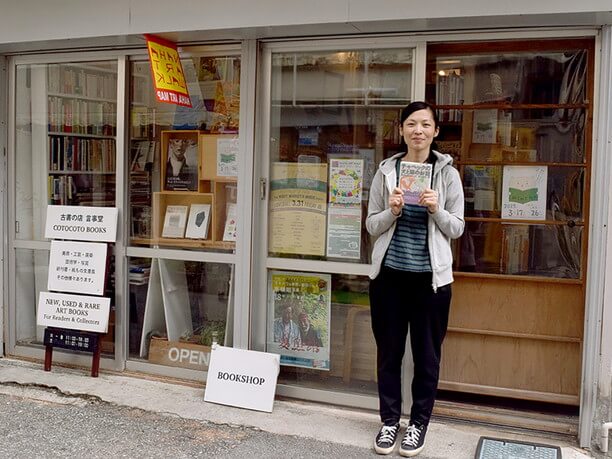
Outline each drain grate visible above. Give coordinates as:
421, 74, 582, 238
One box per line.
475, 436, 562, 459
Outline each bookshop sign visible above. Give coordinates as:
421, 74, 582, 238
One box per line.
45, 205, 118, 242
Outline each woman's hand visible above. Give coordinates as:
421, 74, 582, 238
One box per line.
389, 187, 404, 216
419, 188, 439, 214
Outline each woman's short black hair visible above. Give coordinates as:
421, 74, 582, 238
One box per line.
399, 101, 439, 128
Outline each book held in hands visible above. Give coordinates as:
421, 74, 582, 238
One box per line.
161, 205, 188, 238
399, 161, 433, 206
184, 204, 211, 239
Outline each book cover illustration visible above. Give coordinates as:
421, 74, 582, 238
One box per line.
161, 205, 188, 238
399, 161, 433, 206
328, 158, 363, 205
184, 204, 211, 239
164, 138, 198, 191
222, 203, 237, 242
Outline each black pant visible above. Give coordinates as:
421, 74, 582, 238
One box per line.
369, 267, 451, 426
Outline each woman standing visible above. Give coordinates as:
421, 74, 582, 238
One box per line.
366, 101, 464, 457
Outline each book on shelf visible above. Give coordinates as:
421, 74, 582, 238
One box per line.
184, 204, 211, 239
164, 138, 198, 191
222, 203, 237, 242
161, 205, 188, 238
398, 161, 433, 205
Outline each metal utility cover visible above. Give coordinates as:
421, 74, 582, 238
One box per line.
475, 436, 561, 459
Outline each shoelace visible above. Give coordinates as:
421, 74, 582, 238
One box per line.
402, 424, 421, 447
378, 425, 398, 444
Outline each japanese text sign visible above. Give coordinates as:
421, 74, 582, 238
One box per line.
45, 205, 118, 242
48, 240, 108, 295
145, 34, 192, 107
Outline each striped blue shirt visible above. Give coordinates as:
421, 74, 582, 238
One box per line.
384, 203, 431, 272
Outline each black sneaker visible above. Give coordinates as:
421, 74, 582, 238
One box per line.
399, 422, 427, 457
374, 422, 400, 455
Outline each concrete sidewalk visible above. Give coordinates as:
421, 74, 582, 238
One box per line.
0, 357, 593, 458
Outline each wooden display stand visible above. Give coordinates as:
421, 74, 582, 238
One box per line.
143, 130, 237, 250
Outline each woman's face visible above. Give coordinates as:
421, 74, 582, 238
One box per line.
399, 108, 439, 155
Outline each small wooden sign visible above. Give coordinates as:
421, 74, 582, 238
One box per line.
43, 328, 101, 377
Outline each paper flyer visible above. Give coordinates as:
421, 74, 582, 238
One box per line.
501, 165, 547, 220
328, 158, 363, 205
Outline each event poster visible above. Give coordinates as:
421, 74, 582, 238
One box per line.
328, 158, 363, 205
269, 162, 328, 256
501, 165, 547, 220
326, 205, 361, 259
267, 271, 331, 370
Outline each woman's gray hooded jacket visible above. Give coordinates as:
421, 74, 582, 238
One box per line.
366, 150, 465, 290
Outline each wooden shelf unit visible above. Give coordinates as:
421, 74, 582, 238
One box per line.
426, 38, 595, 405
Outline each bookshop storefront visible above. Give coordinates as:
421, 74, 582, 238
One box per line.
2, 13, 612, 449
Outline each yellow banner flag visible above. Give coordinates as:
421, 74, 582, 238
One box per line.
145, 34, 192, 107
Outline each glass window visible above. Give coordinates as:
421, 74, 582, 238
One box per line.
15, 61, 118, 242
128, 54, 240, 253
128, 257, 233, 371
268, 48, 414, 263
265, 47, 415, 394
14, 61, 118, 355
427, 43, 590, 279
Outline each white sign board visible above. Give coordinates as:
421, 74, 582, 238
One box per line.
48, 240, 108, 295
37, 291, 111, 333
204, 345, 280, 413
45, 205, 118, 242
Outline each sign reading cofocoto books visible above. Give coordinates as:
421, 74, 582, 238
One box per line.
45, 205, 118, 242
204, 345, 280, 413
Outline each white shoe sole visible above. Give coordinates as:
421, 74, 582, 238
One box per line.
399, 444, 424, 457
374, 441, 396, 455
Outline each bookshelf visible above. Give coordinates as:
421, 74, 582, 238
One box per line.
130, 130, 238, 250
426, 38, 594, 404
46, 63, 117, 206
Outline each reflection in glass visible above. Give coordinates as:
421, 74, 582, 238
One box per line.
276, 273, 376, 396
128, 55, 240, 252
457, 222, 581, 278
268, 48, 415, 263
128, 257, 234, 367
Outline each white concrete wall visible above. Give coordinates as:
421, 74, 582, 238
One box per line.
1, 0, 612, 48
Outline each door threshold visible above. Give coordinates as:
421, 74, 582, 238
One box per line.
433, 398, 578, 438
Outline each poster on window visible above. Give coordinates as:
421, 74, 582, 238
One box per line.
268, 162, 328, 256
266, 271, 331, 370
501, 165, 547, 220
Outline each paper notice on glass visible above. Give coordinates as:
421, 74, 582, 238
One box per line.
326, 205, 361, 259
217, 137, 239, 177
399, 161, 432, 205
269, 162, 328, 256
501, 165, 547, 220
472, 109, 498, 144
266, 270, 331, 370
328, 158, 363, 205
